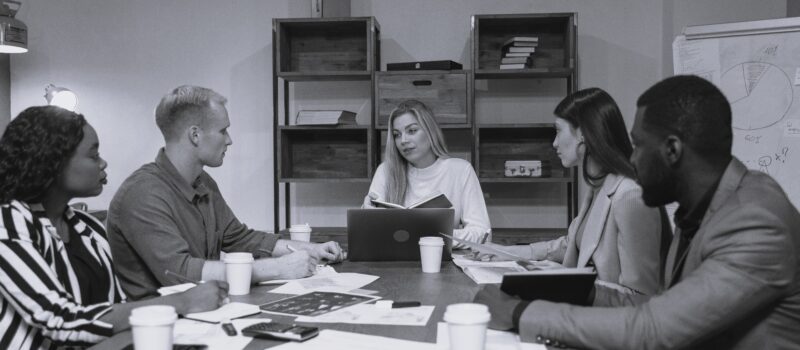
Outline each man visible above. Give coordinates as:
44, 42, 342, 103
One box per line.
108, 85, 344, 300
474, 75, 800, 349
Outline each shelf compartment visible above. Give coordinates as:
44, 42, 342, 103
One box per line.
377, 128, 474, 164
477, 126, 570, 180
279, 128, 370, 181
473, 13, 575, 71
275, 17, 378, 74
376, 70, 469, 126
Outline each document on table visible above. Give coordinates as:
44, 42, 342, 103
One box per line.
259, 265, 338, 285
271, 329, 440, 350
158, 282, 196, 296
295, 303, 435, 326
436, 322, 546, 350
184, 302, 261, 323
268, 272, 379, 295
452, 256, 527, 284
173, 318, 267, 350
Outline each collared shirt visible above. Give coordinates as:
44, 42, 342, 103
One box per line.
670, 176, 722, 285
107, 149, 279, 300
0, 201, 125, 350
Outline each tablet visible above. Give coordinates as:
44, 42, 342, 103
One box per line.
500, 268, 597, 305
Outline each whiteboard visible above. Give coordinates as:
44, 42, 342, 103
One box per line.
673, 17, 800, 209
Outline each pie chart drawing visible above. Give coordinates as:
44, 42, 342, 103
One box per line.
720, 62, 793, 131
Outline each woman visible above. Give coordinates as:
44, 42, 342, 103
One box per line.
484, 88, 671, 299
363, 100, 491, 246
0, 106, 226, 349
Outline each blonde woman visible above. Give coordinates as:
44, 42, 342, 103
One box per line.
363, 100, 490, 247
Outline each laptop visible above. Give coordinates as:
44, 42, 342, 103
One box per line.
347, 208, 454, 261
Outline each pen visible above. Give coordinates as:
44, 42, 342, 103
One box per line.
479, 232, 489, 245
392, 301, 421, 308
164, 270, 203, 284
286, 245, 298, 253
221, 319, 237, 336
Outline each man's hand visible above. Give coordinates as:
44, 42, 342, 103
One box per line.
309, 241, 345, 263
275, 250, 316, 279
473, 284, 526, 331
176, 280, 228, 314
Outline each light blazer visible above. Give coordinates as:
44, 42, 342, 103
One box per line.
530, 173, 670, 296
518, 158, 800, 350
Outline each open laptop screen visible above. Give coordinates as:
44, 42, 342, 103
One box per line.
347, 208, 454, 262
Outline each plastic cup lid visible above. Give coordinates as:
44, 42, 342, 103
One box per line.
419, 236, 444, 246
224, 252, 254, 263
443, 303, 491, 324
289, 223, 312, 232
129, 305, 177, 326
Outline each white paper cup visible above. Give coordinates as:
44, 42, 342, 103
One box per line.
443, 303, 491, 350
289, 223, 312, 242
224, 252, 254, 295
129, 305, 177, 350
419, 236, 444, 273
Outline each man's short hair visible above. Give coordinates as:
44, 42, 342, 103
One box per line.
636, 75, 732, 159
155, 85, 228, 141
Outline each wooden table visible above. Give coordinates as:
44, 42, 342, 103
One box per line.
90, 260, 481, 349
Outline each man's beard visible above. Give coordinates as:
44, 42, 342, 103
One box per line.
637, 159, 677, 207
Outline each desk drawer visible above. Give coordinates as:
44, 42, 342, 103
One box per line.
376, 71, 468, 126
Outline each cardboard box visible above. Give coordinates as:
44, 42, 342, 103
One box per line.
504, 160, 542, 177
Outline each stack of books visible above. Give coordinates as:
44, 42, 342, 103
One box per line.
295, 110, 357, 125
499, 36, 538, 70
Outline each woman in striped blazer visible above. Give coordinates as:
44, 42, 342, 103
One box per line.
0, 106, 228, 350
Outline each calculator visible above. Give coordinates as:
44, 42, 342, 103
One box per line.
241, 322, 319, 341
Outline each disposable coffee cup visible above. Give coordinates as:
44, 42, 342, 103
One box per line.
419, 236, 444, 273
129, 305, 178, 350
443, 303, 491, 350
224, 252, 254, 295
289, 223, 312, 242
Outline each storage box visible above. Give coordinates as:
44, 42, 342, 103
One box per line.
376, 71, 468, 125
504, 160, 542, 177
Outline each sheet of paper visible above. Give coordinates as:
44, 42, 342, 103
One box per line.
174, 318, 267, 350
271, 329, 440, 350
157, 282, 196, 296
184, 302, 261, 323
295, 304, 434, 326
259, 265, 338, 285
452, 256, 528, 284
436, 322, 546, 350
260, 291, 379, 317
269, 272, 379, 295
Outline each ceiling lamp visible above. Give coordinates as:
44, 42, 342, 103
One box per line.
44, 84, 78, 111
0, 1, 26, 54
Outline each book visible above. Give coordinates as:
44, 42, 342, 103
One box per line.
500, 267, 597, 305
370, 193, 452, 209
499, 63, 529, 70
503, 46, 537, 53
296, 110, 357, 125
504, 41, 538, 47
503, 52, 533, 58
500, 56, 532, 64
502, 36, 539, 47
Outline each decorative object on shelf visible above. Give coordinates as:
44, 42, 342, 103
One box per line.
296, 110, 357, 125
44, 84, 78, 112
504, 160, 543, 177
386, 60, 463, 71
310, 0, 350, 18
0, 0, 26, 53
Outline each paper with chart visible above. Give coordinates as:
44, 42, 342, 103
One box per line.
295, 304, 435, 326
270, 329, 440, 350
268, 272, 379, 295
259, 291, 379, 317
674, 29, 800, 208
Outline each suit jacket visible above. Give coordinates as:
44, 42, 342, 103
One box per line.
530, 174, 670, 296
518, 158, 800, 350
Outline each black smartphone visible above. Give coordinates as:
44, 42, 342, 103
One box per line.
241, 322, 319, 342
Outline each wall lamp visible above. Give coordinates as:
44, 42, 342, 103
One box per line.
0, 0, 26, 54
44, 84, 78, 111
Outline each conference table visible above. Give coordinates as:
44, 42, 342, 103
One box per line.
91, 259, 484, 349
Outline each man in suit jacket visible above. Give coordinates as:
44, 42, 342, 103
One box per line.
474, 75, 800, 349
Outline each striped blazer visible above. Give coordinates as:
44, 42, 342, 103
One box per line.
0, 200, 126, 350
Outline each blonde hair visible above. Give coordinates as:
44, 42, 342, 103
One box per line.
384, 100, 450, 204
155, 85, 228, 141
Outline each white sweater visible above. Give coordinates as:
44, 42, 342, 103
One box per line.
363, 158, 491, 247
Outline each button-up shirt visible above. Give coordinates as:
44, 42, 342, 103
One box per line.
107, 149, 278, 300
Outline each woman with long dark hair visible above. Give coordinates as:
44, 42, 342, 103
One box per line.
0, 106, 226, 349
484, 88, 671, 299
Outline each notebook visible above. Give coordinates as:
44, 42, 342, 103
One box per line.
346, 208, 454, 261
184, 302, 261, 323
500, 268, 597, 305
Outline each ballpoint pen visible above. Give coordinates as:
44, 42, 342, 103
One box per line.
286, 245, 298, 253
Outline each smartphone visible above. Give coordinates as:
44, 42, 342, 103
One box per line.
241, 322, 319, 342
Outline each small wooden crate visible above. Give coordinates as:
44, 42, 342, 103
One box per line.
376, 71, 470, 126
279, 127, 370, 180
